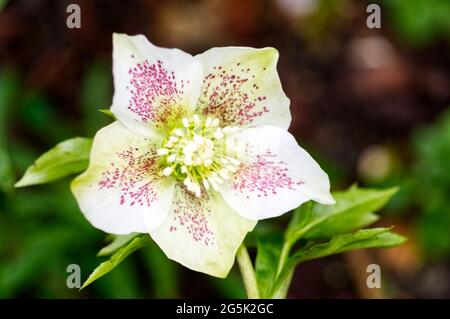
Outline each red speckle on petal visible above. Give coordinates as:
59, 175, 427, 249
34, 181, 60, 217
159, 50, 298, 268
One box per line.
231, 147, 303, 197
127, 59, 185, 127
169, 185, 215, 246
198, 64, 269, 126
98, 147, 160, 207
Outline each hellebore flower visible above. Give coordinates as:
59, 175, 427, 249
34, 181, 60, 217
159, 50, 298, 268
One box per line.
71, 33, 334, 277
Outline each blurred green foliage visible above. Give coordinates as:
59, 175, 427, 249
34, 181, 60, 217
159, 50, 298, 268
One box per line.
0, 0, 448, 298
0, 68, 17, 193
406, 109, 450, 260
0, 0, 8, 12
363, 108, 450, 261
383, 0, 450, 47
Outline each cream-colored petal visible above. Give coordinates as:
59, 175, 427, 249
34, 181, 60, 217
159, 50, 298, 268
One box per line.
111, 33, 203, 136
150, 184, 256, 278
220, 125, 334, 220
71, 121, 175, 234
195, 47, 290, 129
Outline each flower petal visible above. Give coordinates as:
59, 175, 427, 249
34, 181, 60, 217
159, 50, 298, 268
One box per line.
71, 121, 175, 234
111, 33, 203, 136
220, 126, 334, 220
150, 184, 256, 278
194, 47, 290, 129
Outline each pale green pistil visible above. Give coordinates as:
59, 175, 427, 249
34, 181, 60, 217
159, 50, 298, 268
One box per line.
157, 114, 241, 197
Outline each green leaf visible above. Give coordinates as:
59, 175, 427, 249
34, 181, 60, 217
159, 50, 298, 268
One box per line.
81, 235, 152, 290
271, 228, 406, 298
290, 228, 405, 264
15, 137, 92, 187
97, 233, 139, 256
254, 235, 283, 298
256, 186, 404, 299
98, 109, 116, 120
286, 185, 398, 242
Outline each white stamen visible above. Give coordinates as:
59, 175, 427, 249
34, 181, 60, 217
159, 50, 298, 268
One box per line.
193, 114, 201, 126
193, 134, 203, 144
194, 183, 201, 197
157, 114, 243, 196
157, 148, 169, 155
226, 165, 237, 173
183, 144, 196, 155
167, 154, 177, 162
174, 129, 184, 137
163, 166, 173, 176
165, 141, 174, 148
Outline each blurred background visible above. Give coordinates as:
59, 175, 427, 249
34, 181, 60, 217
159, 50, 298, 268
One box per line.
0, 0, 449, 298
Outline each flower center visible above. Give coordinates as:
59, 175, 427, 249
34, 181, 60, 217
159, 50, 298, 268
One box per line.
157, 114, 241, 197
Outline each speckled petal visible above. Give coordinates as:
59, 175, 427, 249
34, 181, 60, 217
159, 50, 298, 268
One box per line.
71, 121, 175, 234
220, 125, 334, 220
111, 33, 203, 136
150, 184, 256, 278
194, 47, 291, 130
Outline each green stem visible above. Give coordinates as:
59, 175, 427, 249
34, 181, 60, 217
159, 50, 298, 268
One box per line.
271, 240, 294, 299
271, 267, 294, 299
276, 240, 292, 276
236, 243, 260, 299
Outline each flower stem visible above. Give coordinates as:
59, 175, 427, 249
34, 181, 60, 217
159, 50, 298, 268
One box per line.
276, 240, 292, 276
236, 243, 260, 299
271, 240, 294, 299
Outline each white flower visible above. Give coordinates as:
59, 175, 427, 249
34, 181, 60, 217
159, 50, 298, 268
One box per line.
71, 33, 334, 277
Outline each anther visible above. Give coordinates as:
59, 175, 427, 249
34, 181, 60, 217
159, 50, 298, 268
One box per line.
157, 148, 169, 155
163, 166, 174, 176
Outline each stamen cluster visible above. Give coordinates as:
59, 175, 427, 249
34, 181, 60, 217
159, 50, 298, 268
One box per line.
157, 114, 241, 196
